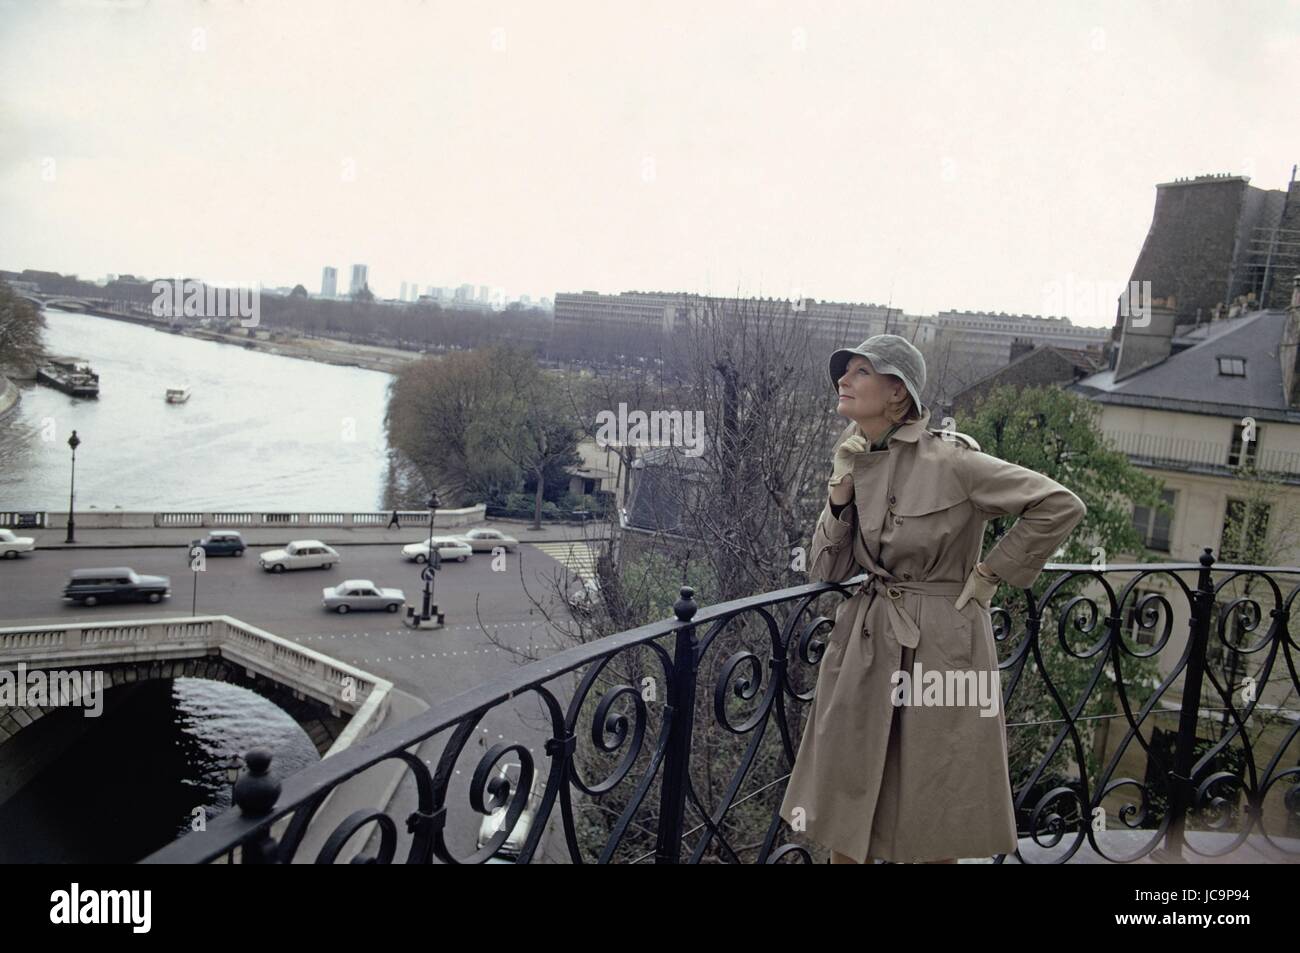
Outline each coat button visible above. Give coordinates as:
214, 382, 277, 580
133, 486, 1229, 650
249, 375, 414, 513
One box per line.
894, 516, 903, 526
902, 571, 912, 580
889, 495, 897, 505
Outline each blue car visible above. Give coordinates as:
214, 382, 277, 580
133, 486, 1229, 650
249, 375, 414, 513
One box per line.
190, 531, 247, 557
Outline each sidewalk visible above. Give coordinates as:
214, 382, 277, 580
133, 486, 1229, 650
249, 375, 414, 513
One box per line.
24, 517, 611, 551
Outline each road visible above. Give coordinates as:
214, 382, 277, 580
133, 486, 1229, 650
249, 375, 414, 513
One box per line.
0, 541, 595, 706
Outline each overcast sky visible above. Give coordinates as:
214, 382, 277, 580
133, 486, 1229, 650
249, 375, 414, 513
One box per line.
1, 0, 1297, 325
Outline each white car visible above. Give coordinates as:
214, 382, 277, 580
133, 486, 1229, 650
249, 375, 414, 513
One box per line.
567, 578, 602, 615
0, 529, 35, 559
457, 528, 518, 553
322, 579, 405, 614
401, 536, 472, 564
259, 539, 341, 572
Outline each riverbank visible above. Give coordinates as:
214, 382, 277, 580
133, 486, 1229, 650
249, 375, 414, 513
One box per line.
182, 326, 425, 374
52, 304, 428, 375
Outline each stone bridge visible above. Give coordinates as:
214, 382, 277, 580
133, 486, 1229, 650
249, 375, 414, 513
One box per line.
0, 615, 392, 755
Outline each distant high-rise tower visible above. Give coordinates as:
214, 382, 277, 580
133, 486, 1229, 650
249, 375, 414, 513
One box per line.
321, 266, 337, 298
400, 281, 408, 301
350, 264, 369, 295
478, 284, 490, 302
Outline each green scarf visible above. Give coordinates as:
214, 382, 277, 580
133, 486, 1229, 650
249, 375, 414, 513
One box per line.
869, 422, 903, 451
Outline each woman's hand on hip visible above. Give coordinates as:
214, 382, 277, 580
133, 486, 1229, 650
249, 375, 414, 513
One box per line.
955, 563, 999, 611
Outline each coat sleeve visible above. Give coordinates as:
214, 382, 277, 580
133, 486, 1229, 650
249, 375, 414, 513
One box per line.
956, 449, 1087, 588
808, 490, 860, 583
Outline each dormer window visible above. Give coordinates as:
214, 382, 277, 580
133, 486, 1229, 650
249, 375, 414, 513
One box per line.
1217, 356, 1246, 376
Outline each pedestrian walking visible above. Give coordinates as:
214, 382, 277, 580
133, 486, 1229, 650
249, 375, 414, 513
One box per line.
387, 508, 400, 530
777, 334, 1086, 864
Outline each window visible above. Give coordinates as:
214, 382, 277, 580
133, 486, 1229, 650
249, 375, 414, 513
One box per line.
1219, 498, 1270, 563
1217, 356, 1246, 376
1132, 489, 1175, 552
1227, 423, 1261, 467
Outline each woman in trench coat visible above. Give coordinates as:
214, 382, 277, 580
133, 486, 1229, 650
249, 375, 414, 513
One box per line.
777, 334, 1086, 864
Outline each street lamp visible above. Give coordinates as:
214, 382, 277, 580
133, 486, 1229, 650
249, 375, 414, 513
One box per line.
421, 491, 440, 621
65, 430, 80, 544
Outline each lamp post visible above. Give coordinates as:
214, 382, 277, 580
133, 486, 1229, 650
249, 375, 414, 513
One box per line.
65, 430, 80, 544
420, 491, 440, 620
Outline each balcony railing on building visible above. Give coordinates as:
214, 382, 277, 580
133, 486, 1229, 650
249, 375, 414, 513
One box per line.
1105, 430, 1300, 482
144, 550, 1300, 864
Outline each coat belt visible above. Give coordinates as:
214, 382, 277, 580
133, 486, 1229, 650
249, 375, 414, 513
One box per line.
850, 576, 966, 649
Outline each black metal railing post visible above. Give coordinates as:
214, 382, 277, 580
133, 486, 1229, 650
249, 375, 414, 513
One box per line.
232, 748, 282, 864
654, 586, 699, 863
1155, 547, 1216, 862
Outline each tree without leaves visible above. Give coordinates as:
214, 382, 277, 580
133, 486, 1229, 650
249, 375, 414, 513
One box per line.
384, 346, 521, 506
472, 350, 583, 530
0, 281, 46, 371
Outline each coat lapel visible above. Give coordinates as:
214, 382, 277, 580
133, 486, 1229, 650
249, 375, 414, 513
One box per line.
847, 410, 932, 565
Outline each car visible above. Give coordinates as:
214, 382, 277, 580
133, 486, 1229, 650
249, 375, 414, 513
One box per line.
0, 529, 36, 559
456, 528, 519, 553
567, 578, 602, 615
63, 567, 171, 606
322, 579, 406, 614
476, 763, 544, 863
258, 539, 341, 572
401, 536, 472, 564
190, 530, 246, 557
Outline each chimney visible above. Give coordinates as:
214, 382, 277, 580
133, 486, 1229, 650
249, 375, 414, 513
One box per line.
1284, 276, 1300, 406
1009, 337, 1034, 362
1114, 295, 1178, 382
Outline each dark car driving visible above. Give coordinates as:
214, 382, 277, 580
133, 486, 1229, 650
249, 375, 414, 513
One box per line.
63, 567, 172, 607
190, 530, 247, 557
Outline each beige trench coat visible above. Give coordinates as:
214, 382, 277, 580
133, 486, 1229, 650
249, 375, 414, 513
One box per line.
777, 408, 1086, 863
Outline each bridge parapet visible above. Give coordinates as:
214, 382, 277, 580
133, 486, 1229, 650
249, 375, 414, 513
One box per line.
0, 615, 392, 756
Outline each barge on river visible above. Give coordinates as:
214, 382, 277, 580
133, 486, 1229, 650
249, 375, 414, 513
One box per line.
36, 358, 100, 398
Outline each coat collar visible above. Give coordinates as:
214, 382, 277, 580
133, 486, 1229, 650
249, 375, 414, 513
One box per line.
850, 408, 932, 445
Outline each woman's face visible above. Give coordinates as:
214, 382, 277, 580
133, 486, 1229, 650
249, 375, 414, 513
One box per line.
835, 355, 907, 423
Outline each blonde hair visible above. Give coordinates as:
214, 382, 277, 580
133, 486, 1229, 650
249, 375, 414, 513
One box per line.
884, 381, 920, 425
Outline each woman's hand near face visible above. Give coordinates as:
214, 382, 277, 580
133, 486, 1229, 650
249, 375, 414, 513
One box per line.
829, 434, 867, 501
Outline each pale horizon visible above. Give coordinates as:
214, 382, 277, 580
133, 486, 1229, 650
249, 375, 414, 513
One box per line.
3, 0, 1298, 327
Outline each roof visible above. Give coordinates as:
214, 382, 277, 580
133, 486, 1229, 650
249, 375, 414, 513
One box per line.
1069, 309, 1300, 423
958, 343, 1107, 395
339, 579, 377, 588
69, 567, 135, 577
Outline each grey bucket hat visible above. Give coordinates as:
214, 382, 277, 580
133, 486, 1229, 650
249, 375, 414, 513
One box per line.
828, 333, 927, 415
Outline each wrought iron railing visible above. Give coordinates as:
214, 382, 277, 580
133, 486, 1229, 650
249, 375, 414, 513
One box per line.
141, 549, 1300, 864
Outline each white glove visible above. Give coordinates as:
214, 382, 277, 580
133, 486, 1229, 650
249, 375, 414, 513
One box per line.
828, 434, 868, 489
954, 563, 999, 611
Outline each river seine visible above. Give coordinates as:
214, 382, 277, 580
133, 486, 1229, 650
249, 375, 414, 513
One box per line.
0, 309, 394, 510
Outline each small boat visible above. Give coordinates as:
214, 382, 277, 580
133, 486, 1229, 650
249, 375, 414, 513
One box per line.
165, 385, 191, 404
36, 359, 99, 398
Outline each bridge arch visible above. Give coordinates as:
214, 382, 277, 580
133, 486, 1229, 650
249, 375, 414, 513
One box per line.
0, 655, 348, 755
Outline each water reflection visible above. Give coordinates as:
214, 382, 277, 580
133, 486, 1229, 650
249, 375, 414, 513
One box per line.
0, 677, 319, 863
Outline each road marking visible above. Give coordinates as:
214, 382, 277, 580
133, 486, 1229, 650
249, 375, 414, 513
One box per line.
532, 541, 599, 584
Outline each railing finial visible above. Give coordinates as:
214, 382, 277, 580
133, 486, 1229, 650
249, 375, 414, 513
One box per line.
673, 586, 698, 622
234, 748, 280, 817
